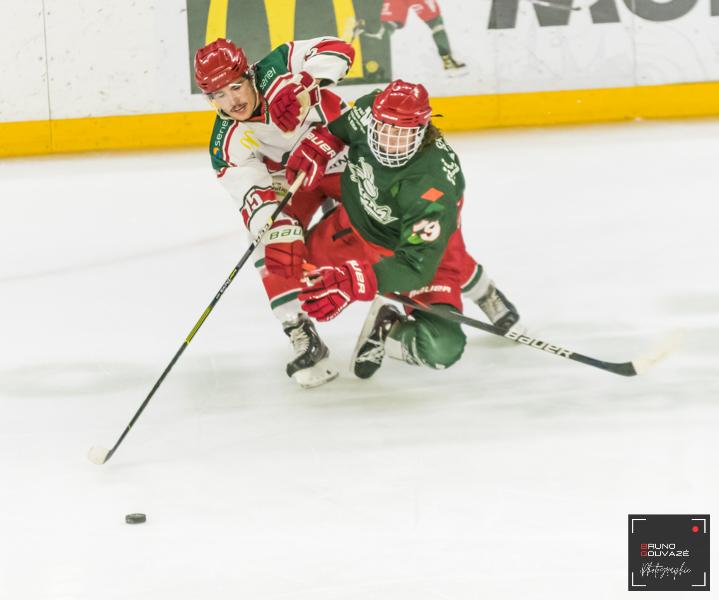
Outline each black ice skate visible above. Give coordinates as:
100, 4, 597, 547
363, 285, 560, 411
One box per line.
476, 283, 521, 333
350, 299, 403, 379
283, 315, 338, 388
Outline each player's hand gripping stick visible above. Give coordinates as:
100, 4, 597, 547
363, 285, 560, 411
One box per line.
268, 71, 320, 132
286, 126, 344, 191
299, 260, 378, 321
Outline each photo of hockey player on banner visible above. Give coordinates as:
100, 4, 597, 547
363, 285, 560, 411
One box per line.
351, 0, 467, 75
186, 0, 477, 99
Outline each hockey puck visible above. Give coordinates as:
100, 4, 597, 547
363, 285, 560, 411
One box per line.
125, 513, 146, 524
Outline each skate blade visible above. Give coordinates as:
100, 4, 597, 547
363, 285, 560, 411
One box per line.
291, 358, 339, 389
445, 68, 469, 79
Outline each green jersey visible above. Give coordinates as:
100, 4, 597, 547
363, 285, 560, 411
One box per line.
329, 91, 465, 293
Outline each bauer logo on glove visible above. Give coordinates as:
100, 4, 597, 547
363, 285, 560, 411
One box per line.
286, 126, 345, 191
262, 218, 307, 280
299, 260, 378, 321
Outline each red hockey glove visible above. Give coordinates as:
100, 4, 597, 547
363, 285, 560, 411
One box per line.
263, 218, 307, 279
286, 126, 344, 191
269, 71, 320, 132
299, 260, 378, 321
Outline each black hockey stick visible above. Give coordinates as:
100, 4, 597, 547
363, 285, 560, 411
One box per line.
88, 173, 306, 465
386, 293, 674, 377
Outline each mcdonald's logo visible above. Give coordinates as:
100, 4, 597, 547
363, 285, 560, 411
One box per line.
186, 0, 392, 94
238, 129, 260, 149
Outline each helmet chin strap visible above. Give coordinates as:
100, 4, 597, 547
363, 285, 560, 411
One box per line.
203, 93, 231, 120
209, 99, 232, 120
249, 73, 260, 113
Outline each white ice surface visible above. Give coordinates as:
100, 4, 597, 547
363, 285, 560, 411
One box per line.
1, 122, 717, 599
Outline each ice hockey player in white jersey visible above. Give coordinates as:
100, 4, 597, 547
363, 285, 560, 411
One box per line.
194, 37, 355, 388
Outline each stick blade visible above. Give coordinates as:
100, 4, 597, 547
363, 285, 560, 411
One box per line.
631, 330, 684, 375
341, 16, 357, 43
88, 445, 110, 465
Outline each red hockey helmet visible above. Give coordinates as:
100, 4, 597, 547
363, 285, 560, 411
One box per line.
194, 38, 249, 94
371, 80, 432, 127
368, 80, 432, 168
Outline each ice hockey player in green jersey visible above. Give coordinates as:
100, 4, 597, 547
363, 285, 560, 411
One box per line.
291, 80, 521, 377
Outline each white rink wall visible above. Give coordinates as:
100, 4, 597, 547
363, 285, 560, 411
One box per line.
1, 0, 205, 122
1, 1, 49, 122
3, 0, 719, 124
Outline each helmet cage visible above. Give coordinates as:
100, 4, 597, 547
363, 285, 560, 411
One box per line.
367, 115, 427, 168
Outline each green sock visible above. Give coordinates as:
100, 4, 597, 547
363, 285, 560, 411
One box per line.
426, 15, 451, 57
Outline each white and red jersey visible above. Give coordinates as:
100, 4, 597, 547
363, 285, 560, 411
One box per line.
209, 37, 354, 240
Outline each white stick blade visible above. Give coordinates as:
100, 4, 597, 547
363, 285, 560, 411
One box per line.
632, 330, 685, 375
88, 445, 110, 465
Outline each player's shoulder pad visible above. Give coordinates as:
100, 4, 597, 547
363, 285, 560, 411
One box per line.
209, 115, 252, 172
254, 45, 291, 96
209, 115, 234, 171
357, 89, 381, 108
414, 134, 465, 194
343, 90, 380, 134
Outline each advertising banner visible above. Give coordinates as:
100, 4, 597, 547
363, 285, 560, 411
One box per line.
3, 0, 719, 155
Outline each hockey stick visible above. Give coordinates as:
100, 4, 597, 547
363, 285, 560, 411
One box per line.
385, 293, 675, 377
88, 172, 307, 465
525, 0, 582, 11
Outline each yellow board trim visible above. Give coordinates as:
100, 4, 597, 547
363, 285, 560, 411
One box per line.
4, 81, 719, 158
0, 111, 217, 158
0, 120, 53, 156
205, 0, 229, 44
264, 0, 296, 52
